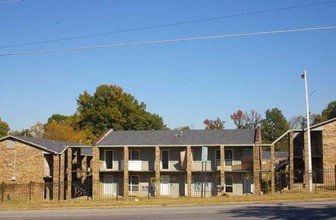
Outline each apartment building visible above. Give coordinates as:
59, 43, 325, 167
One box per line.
92, 128, 261, 198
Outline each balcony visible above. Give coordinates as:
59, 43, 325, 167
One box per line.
192, 161, 212, 171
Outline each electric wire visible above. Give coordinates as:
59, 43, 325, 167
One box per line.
1, 0, 336, 49
1, 25, 335, 57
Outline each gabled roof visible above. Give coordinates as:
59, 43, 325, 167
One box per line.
311, 117, 336, 130
0, 135, 91, 154
96, 129, 256, 146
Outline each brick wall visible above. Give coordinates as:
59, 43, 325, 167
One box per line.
322, 121, 336, 170
0, 139, 45, 184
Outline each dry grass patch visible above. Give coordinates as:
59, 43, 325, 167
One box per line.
1, 192, 336, 211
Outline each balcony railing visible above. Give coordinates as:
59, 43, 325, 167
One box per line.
192, 161, 212, 171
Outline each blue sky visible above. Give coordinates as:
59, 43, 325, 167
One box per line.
1, 0, 336, 131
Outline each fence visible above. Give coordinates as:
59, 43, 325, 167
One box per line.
1, 169, 335, 203
260, 169, 336, 194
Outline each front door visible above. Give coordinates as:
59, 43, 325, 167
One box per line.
160, 175, 170, 196
103, 174, 114, 196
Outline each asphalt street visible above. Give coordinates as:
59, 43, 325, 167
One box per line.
1, 201, 336, 220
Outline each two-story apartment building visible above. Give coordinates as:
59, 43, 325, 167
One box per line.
0, 135, 92, 201
293, 117, 336, 185
92, 128, 261, 198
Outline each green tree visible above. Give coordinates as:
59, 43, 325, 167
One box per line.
47, 114, 69, 124
9, 129, 32, 137
314, 101, 336, 124
76, 85, 166, 140
261, 108, 289, 145
0, 117, 10, 138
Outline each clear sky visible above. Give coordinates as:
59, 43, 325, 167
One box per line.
1, 0, 336, 131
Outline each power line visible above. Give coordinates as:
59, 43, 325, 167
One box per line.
1, 0, 336, 49
1, 25, 335, 57
0, 0, 23, 4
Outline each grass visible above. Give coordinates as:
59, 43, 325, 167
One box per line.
1, 191, 336, 211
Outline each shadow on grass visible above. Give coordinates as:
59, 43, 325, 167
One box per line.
221, 203, 336, 220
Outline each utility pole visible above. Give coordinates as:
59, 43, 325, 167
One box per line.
301, 70, 313, 192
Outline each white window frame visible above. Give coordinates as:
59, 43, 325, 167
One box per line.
129, 149, 140, 160
225, 175, 233, 193
104, 150, 114, 169
224, 149, 233, 167
129, 175, 140, 192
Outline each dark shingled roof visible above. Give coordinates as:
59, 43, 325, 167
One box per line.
97, 129, 256, 146
15, 136, 90, 154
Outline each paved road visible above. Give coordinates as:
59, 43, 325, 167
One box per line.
1, 201, 336, 220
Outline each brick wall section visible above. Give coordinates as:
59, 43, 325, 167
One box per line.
155, 146, 160, 196
0, 139, 45, 184
91, 146, 100, 199
322, 121, 336, 170
66, 147, 72, 200
220, 145, 225, 193
59, 153, 65, 200
270, 144, 275, 193
53, 154, 60, 200
253, 145, 261, 195
187, 145, 192, 197
123, 146, 129, 197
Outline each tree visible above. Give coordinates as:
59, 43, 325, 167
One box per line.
245, 110, 262, 129
44, 119, 88, 143
289, 115, 306, 129
0, 117, 10, 138
29, 121, 44, 138
76, 85, 167, 140
261, 108, 289, 145
230, 110, 262, 129
47, 114, 69, 124
9, 129, 32, 137
230, 110, 245, 129
203, 117, 225, 130
314, 101, 336, 124
174, 126, 190, 130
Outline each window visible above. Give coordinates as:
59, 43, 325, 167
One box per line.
104, 150, 113, 169
129, 175, 139, 192
161, 150, 169, 169
225, 175, 233, 193
7, 140, 15, 149
129, 149, 140, 160
225, 149, 233, 166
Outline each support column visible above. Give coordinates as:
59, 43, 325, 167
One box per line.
66, 147, 72, 200
82, 155, 88, 183
289, 131, 294, 190
92, 146, 100, 199
59, 153, 65, 200
271, 144, 275, 193
52, 154, 60, 200
154, 146, 160, 196
76, 148, 82, 180
123, 146, 129, 198
187, 145, 192, 197
253, 145, 261, 195
220, 145, 225, 194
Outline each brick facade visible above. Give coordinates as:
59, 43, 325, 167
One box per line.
0, 139, 45, 184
